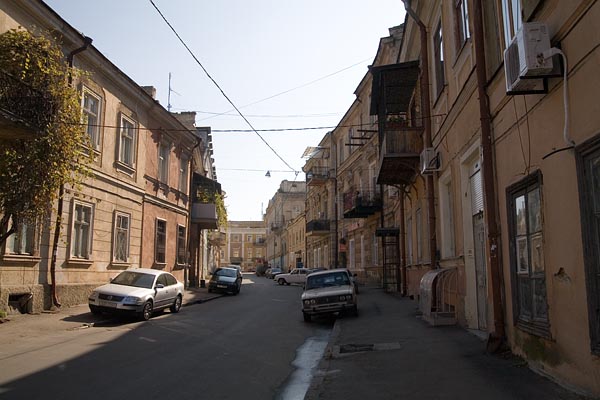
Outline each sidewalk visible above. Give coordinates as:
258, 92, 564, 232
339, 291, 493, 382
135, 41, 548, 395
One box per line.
0, 286, 221, 341
306, 286, 589, 400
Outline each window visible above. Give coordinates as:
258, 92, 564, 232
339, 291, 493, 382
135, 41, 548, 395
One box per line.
158, 142, 170, 183
72, 202, 93, 259
247, 248, 252, 258
433, 21, 445, 97
155, 219, 166, 264
440, 176, 456, 258
8, 221, 35, 255
247, 235, 252, 242
508, 172, 549, 336
118, 115, 136, 167
407, 216, 413, 265
372, 235, 378, 266
455, 0, 470, 49
256, 248, 262, 258
578, 144, 600, 353
177, 225, 186, 265
82, 88, 102, 150
501, 0, 522, 47
113, 212, 130, 262
179, 157, 188, 193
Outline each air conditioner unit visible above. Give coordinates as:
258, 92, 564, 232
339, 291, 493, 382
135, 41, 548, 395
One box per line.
420, 148, 440, 175
504, 22, 553, 94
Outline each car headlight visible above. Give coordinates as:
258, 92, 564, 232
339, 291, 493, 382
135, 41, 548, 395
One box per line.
339, 295, 351, 301
123, 296, 141, 304
303, 299, 317, 305
88, 291, 99, 300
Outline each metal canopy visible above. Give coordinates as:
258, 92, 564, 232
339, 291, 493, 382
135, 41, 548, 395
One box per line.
370, 60, 420, 116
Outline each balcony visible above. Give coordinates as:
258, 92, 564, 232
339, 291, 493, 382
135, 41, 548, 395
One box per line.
376, 125, 423, 185
270, 221, 283, 232
0, 70, 54, 140
191, 203, 218, 229
306, 166, 329, 186
343, 189, 382, 218
306, 219, 331, 236
254, 238, 267, 246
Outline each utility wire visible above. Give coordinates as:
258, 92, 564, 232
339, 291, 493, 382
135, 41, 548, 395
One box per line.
149, 0, 297, 173
196, 57, 372, 122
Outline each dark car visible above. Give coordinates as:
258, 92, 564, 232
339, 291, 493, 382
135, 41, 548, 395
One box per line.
208, 267, 242, 295
266, 267, 283, 279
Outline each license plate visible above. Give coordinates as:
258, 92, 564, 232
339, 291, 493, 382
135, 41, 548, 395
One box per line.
99, 300, 117, 308
217, 284, 227, 288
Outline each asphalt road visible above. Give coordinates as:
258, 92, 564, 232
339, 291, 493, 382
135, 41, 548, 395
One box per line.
0, 274, 334, 400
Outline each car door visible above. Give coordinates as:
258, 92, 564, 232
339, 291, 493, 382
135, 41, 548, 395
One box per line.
154, 274, 170, 308
164, 273, 178, 304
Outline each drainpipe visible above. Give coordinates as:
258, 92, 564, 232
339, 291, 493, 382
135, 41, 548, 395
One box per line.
402, 1, 437, 268
49, 36, 93, 308
400, 187, 407, 295
472, 0, 505, 346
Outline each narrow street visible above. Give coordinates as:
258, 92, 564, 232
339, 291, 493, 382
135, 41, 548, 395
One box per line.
0, 274, 333, 400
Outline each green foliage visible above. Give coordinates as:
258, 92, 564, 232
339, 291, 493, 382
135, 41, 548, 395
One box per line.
197, 189, 228, 228
0, 28, 91, 242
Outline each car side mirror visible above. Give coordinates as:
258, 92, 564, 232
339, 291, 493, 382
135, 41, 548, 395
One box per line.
155, 283, 165, 289
353, 273, 358, 277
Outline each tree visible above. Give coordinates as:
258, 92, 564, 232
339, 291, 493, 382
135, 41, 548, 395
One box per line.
0, 28, 91, 245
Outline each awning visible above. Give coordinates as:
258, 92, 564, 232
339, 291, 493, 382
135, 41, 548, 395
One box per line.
370, 60, 420, 116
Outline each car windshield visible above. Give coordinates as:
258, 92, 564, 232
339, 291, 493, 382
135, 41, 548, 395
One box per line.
215, 268, 237, 278
305, 271, 351, 290
111, 271, 155, 289
272, 268, 282, 273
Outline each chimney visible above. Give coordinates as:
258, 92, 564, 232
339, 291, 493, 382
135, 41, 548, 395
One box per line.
172, 111, 197, 129
141, 86, 157, 99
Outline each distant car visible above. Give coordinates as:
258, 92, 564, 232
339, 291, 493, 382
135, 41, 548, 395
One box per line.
227, 265, 243, 275
208, 267, 242, 295
88, 268, 184, 321
276, 268, 310, 285
301, 269, 358, 322
266, 267, 282, 279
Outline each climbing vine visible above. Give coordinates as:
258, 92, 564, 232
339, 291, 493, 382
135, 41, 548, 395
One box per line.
0, 28, 91, 245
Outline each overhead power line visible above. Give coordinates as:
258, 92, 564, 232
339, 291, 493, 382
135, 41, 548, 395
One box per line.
149, 0, 297, 173
196, 57, 373, 122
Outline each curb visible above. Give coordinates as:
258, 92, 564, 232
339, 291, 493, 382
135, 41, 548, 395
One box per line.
304, 318, 342, 400
182, 294, 223, 307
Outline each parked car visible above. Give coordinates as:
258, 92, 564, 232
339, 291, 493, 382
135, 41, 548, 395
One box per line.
276, 268, 310, 285
208, 267, 242, 295
88, 268, 184, 321
301, 269, 358, 322
266, 267, 282, 279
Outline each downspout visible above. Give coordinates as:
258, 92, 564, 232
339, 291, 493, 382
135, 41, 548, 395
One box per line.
400, 186, 407, 295
333, 135, 339, 268
472, 0, 505, 346
187, 137, 202, 288
49, 36, 93, 308
402, 1, 437, 268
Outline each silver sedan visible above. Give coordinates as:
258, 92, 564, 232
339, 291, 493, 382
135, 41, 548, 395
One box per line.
88, 268, 184, 321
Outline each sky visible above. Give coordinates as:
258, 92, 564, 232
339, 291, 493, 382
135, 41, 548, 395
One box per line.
44, 0, 406, 221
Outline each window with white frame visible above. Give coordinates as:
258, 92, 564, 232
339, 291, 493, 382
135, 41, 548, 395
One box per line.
247, 248, 252, 259
158, 142, 170, 183
155, 219, 166, 264
72, 202, 93, 259
501, 0, 522, 47
247, 235, 252, 242
113, 212, 130, 262
8, 221, 35, 255
118, 115, 136, 167
256, 248, 262, 258
179, 157, 188, 193
82, 87, 102, 150
439, 177, 456, 258
454, 0, 470, 49
177, 225, 186, 265
433, 21, 445, 97
373, 234, 378, 266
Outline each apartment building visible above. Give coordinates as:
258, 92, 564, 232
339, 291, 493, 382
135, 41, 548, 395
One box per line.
384, 0, 599, 395
0, 1, 217, 311
222, 221, 267, 272
265, 180, 306, 271
286, 213, 306, 270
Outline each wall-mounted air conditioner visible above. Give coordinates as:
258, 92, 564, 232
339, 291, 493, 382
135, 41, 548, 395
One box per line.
504, 22, 553, 94
420, 147, 441, 175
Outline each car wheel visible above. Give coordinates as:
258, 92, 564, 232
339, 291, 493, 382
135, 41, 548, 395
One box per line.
89, 305, 102, 315
303, 312, 312, 323
278, 278, 285, 285
139, 301, 153, 321
350, 305, 359, 317
170, 295, 182, 313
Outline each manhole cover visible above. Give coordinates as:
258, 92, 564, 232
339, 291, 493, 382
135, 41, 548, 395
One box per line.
339, 344, 374, 353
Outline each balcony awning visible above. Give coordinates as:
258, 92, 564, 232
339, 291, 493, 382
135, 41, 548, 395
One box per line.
370, 60, 420, 116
